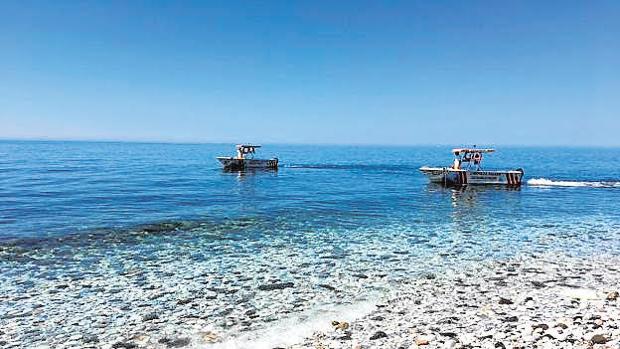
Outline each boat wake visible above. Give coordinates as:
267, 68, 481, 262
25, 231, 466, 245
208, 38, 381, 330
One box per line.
527, 178, 620, 188
283, 164, 414, 172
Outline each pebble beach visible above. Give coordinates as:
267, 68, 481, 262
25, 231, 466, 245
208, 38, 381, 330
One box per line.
294, 253, 620, 349
2, 250, 619, 349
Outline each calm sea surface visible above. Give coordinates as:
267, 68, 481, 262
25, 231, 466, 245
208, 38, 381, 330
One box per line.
1, 141, 620, 345
2, 141, 619, 240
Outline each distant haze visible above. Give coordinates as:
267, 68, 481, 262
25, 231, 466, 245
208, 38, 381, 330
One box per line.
1, 1, 619, 146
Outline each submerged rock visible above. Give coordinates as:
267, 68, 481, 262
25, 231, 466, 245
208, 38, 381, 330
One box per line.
83, 334, 99, 343
176, 298, 194, 305
142, 312, 159, 321
158, 337, 191, 348
318, 284, 338, 291
257, 282, 294, 291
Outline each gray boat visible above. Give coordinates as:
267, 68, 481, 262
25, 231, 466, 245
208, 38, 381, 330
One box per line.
217, 144, 278, 170
420, 147, 524, 186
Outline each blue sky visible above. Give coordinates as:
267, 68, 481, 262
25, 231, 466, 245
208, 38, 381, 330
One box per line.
1, 1, 618, 145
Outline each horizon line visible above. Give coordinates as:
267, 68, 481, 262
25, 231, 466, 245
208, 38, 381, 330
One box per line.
0, 136, 619, 148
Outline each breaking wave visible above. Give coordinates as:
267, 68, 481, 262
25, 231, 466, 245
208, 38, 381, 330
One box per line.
527, 178, 620, 188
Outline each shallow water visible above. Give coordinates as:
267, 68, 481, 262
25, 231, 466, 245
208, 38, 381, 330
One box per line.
1, 141, 620, 347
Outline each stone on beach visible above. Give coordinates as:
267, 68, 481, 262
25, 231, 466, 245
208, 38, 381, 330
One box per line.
369, 331, 387, 340
590, 334, 608, 344
498, 297, 514, 305
199, 331, 219, 343
415, 336, 430, 345
331, 320, 350, 330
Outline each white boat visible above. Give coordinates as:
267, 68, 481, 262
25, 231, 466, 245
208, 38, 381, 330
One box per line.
217, 144, 278, 170
420, 147, 524, 186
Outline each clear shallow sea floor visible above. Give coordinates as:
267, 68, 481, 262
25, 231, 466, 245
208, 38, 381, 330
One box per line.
1, 213, 619, 348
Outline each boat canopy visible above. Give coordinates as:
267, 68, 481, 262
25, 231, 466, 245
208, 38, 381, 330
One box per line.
237, 144, 261, 149
236, 144, 261, 158
452, 148, 495, 155
450, 147, 494, 170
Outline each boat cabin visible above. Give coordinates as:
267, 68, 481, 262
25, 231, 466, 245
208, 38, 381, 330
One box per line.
451, 148, 495, 171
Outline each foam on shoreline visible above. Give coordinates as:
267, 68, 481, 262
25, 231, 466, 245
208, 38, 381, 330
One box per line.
206, 300, 378, 349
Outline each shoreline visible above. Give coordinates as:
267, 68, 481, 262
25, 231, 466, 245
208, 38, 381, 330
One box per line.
290, 253, 620, 349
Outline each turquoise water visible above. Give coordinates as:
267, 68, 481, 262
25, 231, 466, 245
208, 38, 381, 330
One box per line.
1, 141, 620, 346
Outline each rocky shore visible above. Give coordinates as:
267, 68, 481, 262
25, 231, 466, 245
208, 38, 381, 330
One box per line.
2, 242, 619, 348
293, 253, 620, 349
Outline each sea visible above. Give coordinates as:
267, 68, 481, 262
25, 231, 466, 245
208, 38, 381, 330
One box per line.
1, 140, 620, 347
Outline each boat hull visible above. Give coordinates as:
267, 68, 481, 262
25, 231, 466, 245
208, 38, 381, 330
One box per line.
420, 167, 523, 186
217, 157, 278, 170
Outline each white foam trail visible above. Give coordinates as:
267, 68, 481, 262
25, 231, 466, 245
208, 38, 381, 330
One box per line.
527, 178, 620, 188
203, 299, 377, 349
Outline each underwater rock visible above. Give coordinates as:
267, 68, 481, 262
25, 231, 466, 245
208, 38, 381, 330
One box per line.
176, 298, 194, 305
158, 337, 191, 348
112, 341, 138, 349
142, 312, 159, 321
257, 282, 294, 291
318, 284, 337, 291
83, 334, 99, 343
